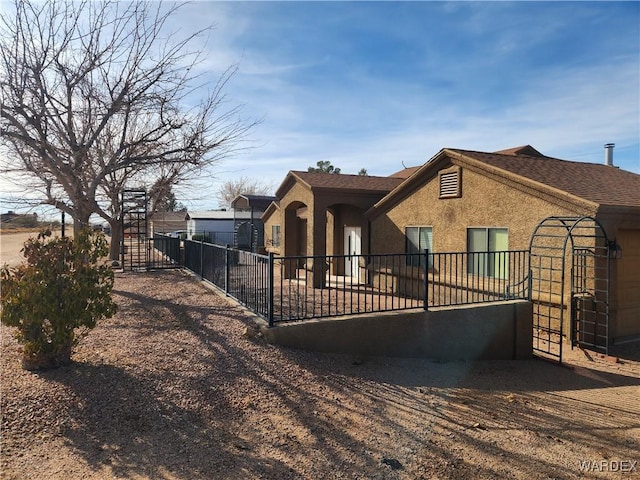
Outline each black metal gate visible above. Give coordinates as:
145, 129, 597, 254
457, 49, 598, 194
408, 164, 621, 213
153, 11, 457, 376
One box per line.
121, 189, 181, 270
147, 234, 182, 269
121, 189, 148, 271
529, 216, 610, 363
572, 247, 610, 354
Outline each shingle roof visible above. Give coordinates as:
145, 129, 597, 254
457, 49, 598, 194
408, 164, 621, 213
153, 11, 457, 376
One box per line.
291, 171, 405, 192
186, 210, 253, 220
493, 145, 545, 157
389, 166, 421, 179
447, 148, 640, 208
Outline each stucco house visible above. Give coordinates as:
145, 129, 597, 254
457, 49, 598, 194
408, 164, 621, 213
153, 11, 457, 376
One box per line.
262, 170, 414, 257
262, 145, 640, 348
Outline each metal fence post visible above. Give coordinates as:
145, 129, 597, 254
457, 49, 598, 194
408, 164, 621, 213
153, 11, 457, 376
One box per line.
199, 237, 203, 279
268, 252, 274, 327
225, 244, 230, 295
423, 249, 429, 311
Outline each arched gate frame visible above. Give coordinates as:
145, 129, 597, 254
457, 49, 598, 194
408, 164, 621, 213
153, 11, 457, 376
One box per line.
529, 216, 610, 362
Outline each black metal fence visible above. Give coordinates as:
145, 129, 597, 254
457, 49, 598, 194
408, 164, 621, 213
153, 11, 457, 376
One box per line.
187, 229, 259, 252
179, 242, 530, 326
189, 231, 235, 246
428, 250, 530, 307
183, 240, 271, 318
271, 253, 425, 323
150, 234, 182, 268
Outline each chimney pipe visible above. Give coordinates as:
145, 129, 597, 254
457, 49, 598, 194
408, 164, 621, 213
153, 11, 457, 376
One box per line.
604, 143, 615, 166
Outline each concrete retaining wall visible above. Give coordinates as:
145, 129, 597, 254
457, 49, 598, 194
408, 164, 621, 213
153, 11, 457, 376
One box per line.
261, 301, 533, 360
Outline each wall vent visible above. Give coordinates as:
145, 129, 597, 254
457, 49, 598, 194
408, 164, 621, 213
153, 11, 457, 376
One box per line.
439, 168, 461, 198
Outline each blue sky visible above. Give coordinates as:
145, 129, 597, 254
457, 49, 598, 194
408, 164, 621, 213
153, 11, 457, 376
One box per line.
172, 0, 639, 210
1, 1, 639, 215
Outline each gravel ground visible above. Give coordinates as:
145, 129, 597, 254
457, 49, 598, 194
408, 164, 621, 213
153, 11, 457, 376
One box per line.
1, 269, 639, 480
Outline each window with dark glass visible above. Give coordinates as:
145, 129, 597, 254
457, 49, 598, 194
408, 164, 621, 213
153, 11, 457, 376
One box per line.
405, 226, 433, 268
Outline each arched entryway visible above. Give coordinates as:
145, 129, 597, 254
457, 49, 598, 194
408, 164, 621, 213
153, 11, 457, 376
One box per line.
282, 201, 308, 280
529, 216, 611, 362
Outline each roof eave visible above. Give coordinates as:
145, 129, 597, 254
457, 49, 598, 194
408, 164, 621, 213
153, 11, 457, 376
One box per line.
366, 148, 449, 219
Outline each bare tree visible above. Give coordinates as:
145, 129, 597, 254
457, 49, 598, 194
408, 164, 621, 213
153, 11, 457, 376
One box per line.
0, 0, 255, 259
215, 176, 274, 209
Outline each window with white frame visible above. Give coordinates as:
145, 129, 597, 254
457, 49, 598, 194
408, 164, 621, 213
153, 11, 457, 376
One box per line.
271, 225, 281, 247
405, 226, 433, 268
467, 228, 508, 278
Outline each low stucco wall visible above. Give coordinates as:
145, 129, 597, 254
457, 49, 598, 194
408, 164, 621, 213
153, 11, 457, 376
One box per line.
261, 301, 533, 361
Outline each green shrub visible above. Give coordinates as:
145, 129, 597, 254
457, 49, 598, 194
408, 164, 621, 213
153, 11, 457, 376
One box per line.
0, 229, 117, 370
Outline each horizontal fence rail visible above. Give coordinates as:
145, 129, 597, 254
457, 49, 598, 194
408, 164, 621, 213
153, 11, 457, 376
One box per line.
180, 243, 530, 326
183, 240, 271, 318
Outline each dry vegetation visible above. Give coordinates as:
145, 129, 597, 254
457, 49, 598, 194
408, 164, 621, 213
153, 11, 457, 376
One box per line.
1, 269, 639, 479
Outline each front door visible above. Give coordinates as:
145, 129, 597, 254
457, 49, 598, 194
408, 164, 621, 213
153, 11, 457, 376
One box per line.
344, 226, 361, 279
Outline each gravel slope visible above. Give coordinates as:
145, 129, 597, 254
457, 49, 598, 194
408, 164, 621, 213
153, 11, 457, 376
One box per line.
1, 269, 639, 479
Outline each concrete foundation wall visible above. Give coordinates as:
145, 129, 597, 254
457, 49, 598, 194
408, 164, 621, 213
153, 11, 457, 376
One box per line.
262, 300, 533, 361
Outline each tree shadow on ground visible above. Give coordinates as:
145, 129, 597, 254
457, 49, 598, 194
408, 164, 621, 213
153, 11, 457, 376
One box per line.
105, 286, 388, 478
40, 362, 296, 479
278, 345, 639, 479
32, 271, 387, 479
17, 269, 636, 480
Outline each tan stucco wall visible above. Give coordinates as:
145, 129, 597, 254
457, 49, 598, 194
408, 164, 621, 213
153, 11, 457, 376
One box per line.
611, 228, 640, 339
371, 165, 589, 254
369, 161, 640, 343
261, 301, 533, 360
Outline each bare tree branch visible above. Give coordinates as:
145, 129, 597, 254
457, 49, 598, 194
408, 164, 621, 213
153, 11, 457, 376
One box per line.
1, 0, 256, 259
215, 176, 275, 209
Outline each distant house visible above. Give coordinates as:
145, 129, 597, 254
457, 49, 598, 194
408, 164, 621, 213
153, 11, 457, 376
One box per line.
149, 211, 188, 236
230, 194, 277, 251
263, 145, 640, 347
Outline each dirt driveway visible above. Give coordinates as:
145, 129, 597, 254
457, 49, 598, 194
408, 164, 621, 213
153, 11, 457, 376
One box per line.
0, 231, 35, 267
0, 230, 67, 267
1, 270, 639, 479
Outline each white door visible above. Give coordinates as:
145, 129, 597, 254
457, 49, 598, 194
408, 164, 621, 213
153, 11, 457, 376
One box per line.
344, 226, 361, 279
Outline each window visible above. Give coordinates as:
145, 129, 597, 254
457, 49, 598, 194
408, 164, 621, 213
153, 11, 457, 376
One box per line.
439, 167, 461, 198
271, 225, 281, 247
405, 226, 433, 268
467, 228, 508, 278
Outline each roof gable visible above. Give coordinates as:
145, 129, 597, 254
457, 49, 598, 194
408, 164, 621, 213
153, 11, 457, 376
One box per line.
367, 146, 640, 219
448, 148, 640, 208
293, 171, 404, 191
276, 170, 404, 198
